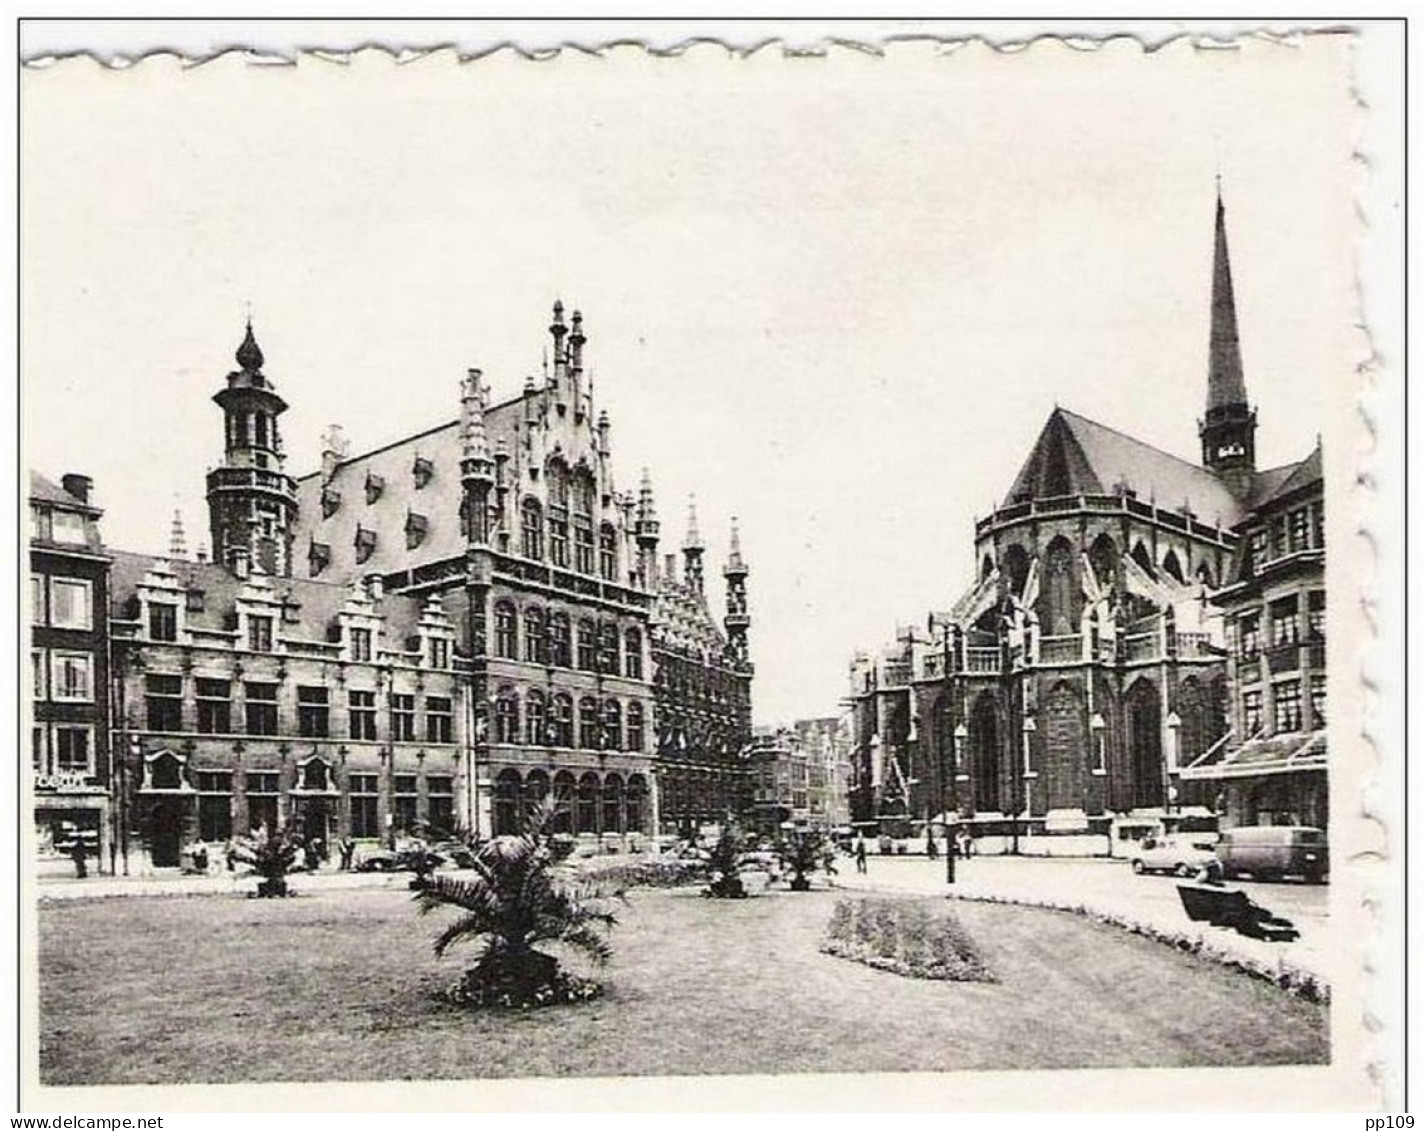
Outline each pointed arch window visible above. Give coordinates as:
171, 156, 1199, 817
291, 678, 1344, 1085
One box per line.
521, 499, 544, 561
624, 628, 643, 679
494, 687, 520, 744
548, 612, 571, 667
493, 601, 518, 659
1162, 549, 1185, 585
523, 606, 547, 665
550, 693, 574, 747
603, 700, 623, 751
576, 619, 597, 672
525, 689, 547, 746
599, 524, 617, 581
578, 697, 600, 749
598, 622, 620, 675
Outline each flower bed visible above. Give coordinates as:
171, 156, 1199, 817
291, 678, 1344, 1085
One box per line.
950, 890, 1329, 1003
570, 855, 708, 890
821, 897, 995, 983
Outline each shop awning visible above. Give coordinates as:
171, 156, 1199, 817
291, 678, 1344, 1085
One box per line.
1179, 730, 1327, 781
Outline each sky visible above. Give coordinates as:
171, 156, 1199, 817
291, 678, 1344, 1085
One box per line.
21, 34, 1359, 725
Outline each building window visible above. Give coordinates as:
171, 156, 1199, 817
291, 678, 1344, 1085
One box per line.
521, 500, 544, 560
246, 772, 280, 834
1269, 596, 1300, 648
428, 637, 449, 670
349, 774, 380, 838
148, 602, 178, 642
624, 628, 643, 679
393, 775, 419, 832
49, 578, 93, 630
1310, 674, 1326, 725
52, 510, 87, 544
1307, 590, 1326, 640
599, 525, 617, 581
1249, 528, 1270, 568
494, 689, 520, 744
548, 613, 570, 667
426, 696, 453, 744
1271, 515, 1289, 559
53, 725, 93, 775
598, 623, 619, 675
526, 689, 547, 746
32, 649, 46, 701
573, 518, 594, 574
245, 682, 279, 736
196, 678, 232, 734
550, 693, 574, 747
1274, 680, 1303, 733
1289, 508, 1311, 554
349, 689, 377, 740
494, 602, 517, 659
391, 694, 416, 742
427, 775, 455, 834
1238, 613, 1261, 660
603, 700, 623, 751
248, 615, 274, 653
296, 686, 329, 738
549, 516, 569, 569
145, 673, 184, 732
1311, 500, 1325, 549
196, 772, 233, 842
628, 701, 645, 752
32, 725, 46, 772
31, 575, 45, 626
51, 652, 92, 702
578, 697, 599, 750
523, 607, 547, 665
349, 627, 372, 662
576, 619, 597, 672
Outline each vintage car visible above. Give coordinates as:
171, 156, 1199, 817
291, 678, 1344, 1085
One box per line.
1130, 833, 1220, 877
1216, 825, 1328, 883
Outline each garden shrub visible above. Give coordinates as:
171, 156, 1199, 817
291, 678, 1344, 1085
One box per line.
821, 897, 995, 983
573, 856, 707, 889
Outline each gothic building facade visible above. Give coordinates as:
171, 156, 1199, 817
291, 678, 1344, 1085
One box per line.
848, 195, 1326, 846
90, 302, 752, 867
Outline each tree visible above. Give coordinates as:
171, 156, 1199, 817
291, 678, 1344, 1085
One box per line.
779, 827, 827, 892
703, 826, 747, 898
414, 800, 620, 1008
229, 824, 303, 898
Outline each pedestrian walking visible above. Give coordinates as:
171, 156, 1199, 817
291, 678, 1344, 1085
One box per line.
854, 836, 867, 875
69, 839, 87, 879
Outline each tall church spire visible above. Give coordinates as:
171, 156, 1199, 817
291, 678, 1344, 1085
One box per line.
1207, 190, 1247, 411
1198, 187, 1258, 499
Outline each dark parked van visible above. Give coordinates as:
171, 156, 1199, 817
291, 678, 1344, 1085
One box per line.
1216, 825, 1328, 883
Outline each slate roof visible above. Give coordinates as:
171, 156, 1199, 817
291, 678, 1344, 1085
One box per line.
1251, 442, 1322, 512
652, 578, 730, 661
30, 470, 80, 507
108, 549, 428, 648
1004, 408, 1245, 527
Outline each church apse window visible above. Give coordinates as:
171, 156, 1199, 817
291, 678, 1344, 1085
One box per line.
1002, 544, 1030, 599
1043, 538, 1079, 636
1161, 549, 1185, 585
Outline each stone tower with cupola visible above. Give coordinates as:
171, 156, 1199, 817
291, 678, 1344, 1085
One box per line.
205, 322, 298, 577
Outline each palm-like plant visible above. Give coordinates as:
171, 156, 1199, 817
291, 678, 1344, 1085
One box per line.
703, 826, 747, 898
414, 800, 620, 1007
780, 828, 826, 891
230, 824, 303, 897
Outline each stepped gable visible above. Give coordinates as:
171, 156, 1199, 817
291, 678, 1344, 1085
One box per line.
1003, 406, 1245, 528
107, 549, 426, 646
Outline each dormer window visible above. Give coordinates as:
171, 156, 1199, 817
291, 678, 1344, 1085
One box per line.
354, 526, 377, 565
406, 511, 429, 550
413, 455, 434, 489
321, 487, 342, 519
148, 602, 178, 642
308, 540, 331, 577
248, 615, 274, 653
365, 472, 385, 505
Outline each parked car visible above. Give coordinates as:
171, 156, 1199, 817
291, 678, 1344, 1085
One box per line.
1216, 825, 1328, 883
1130, 833, 1220, 877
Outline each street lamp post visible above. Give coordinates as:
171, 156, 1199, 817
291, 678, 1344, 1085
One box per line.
1016, 715, 1036, 855
950, 722, 967, 884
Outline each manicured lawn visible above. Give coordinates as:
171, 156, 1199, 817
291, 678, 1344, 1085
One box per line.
39, 886, 1327, 1084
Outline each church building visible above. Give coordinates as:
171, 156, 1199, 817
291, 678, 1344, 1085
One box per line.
848, 194, 1327, 848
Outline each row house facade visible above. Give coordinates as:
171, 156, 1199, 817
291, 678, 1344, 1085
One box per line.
109, 553, 461, 869
848, 194, 1327, 847
29, 472, 114, 869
